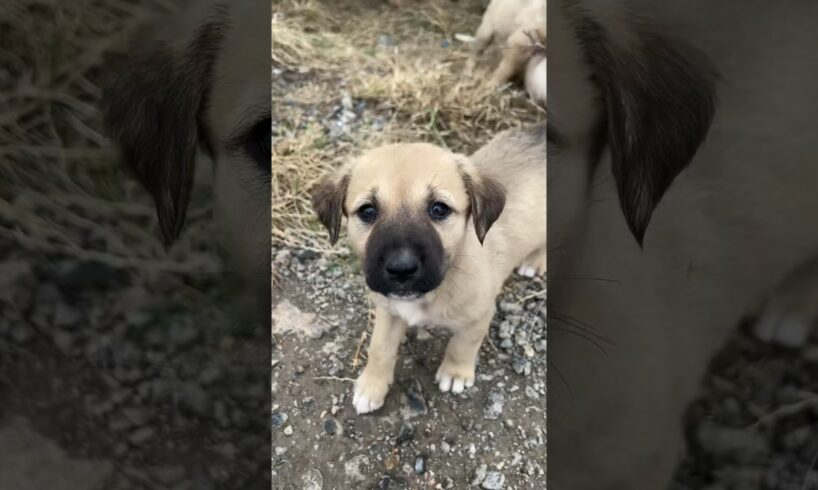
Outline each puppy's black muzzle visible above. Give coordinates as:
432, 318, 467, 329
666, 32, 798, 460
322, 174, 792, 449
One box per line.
364, 219, 445, 299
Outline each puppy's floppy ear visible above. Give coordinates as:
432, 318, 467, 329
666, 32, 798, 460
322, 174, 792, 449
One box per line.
310, 171, 350, 245
102, 10, 228, 246
572, 10, 718, 244
457, 157, 507, 244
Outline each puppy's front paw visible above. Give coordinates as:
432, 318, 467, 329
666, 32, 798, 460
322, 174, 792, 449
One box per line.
353, 369, 390, 414
517, 248, 547, 278
435, 359, 475, 394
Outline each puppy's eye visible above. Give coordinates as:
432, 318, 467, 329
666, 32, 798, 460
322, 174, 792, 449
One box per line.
357, 204, 377, 223
428, 202, 451, 221
243, 117, 271, 172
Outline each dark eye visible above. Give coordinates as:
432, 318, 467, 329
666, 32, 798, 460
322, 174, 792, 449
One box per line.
428, 202, 451, 221
243, 117, 271, 172
357, 204, 377, 223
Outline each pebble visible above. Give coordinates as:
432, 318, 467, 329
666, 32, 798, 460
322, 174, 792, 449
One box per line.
344, 455, 369, 482
128, 427, 155, 446
484, 391, 506, 420
397, 423, 416, 444
403, 380, 428, 415
283, 425, 294, 436
323, 417, 338, 435
499, 301, 523, 315
525, 386, 539, 399
471, 464, 487, 486
301, 468, 324, 490
414, 455, 426, 474
270, 412, 287, 429
481, 472, 505, 489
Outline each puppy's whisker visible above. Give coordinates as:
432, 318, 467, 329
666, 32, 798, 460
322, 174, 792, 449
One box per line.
550, 323, 610, 355
548, 275, 620, 284
548, 359, 575, 401
548, 312, 614, 345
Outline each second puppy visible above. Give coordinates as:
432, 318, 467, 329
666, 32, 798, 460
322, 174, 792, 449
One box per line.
312, 127, 546, 413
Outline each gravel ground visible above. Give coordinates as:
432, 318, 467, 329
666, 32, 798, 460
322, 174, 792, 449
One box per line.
0, 240, 270, 489
271, 246, 547, 490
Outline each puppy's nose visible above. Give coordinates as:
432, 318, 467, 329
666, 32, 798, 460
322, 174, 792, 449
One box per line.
385, 249, 420, 282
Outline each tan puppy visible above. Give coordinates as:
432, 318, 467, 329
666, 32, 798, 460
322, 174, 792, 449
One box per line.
103, 0, 271, 301
312, 127, 546, 413
473, 0, 545, 89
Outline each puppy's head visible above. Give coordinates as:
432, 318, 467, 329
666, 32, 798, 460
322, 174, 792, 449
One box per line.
102, 0, 271, 291
312, 144, 505, 300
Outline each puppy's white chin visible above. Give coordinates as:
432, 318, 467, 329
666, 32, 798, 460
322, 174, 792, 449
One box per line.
387, 292, 425, 301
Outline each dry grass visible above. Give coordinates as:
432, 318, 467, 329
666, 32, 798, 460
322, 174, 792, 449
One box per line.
272, 0, 544, 252
0, 0, 223, 277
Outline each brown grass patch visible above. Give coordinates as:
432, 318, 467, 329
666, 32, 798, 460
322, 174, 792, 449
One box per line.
272, 0, 544, 252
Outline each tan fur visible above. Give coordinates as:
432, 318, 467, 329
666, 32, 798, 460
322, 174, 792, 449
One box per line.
473, 0, 545, 92
315, 128, 546, 413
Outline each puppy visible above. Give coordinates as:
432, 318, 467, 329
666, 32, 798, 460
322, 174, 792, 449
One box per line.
549, 1, 818, 488
312, 127, 546, 413
472, 0, 545, 90
103, 0, 271, 304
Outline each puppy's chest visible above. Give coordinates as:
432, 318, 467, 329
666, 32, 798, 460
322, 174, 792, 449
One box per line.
388, 301, 457, 328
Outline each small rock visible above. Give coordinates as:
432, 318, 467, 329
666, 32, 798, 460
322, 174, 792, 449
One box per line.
403, 380, 427, 415
344, 455, 369, 482
323, 418, 338, 436
484, 391, 506, 420
499, 301, 523, 315
440, 441, 451, 453
525, 386, 539, 399
397, 423, 415, 444
375, 475, 390, 489
471, 464, 487, 486
512, 357, 531, 376
414, 455, 426, 474
481, 472, 505, 489
271, 411, 287, 429
301, 468, 324, 490
283, 425, 294, 436
128, 427, 155, 445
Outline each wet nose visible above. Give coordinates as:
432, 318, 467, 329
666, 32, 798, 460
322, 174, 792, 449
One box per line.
384, 249, 420, 282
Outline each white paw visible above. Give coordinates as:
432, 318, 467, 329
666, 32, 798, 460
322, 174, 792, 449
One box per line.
435, 366, 475, 394
517, 264, 537, 278
352, 372, 389, 414
754, 306, 813, 348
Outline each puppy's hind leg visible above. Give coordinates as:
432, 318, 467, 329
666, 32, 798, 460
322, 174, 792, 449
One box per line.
517, 245, 547, 278
437, 310, 493, 393
353, 305, 407, 414
489, 28, 532, 87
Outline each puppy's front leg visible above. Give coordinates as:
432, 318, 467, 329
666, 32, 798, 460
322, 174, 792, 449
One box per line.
353, 305, 407, 414
436, 310, 493, 393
